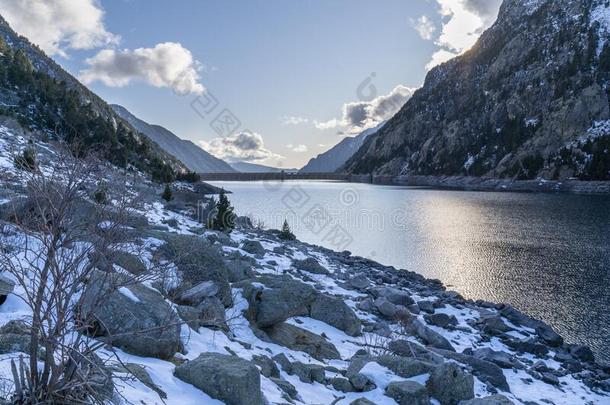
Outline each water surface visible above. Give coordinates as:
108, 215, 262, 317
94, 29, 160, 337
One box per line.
211, 180, 610, 362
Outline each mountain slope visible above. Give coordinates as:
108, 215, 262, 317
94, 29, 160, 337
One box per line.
0, 14, 184, 181
111, 105, 235, 173
300, 121, 386, 173
345, 0, 610, 181
231, 161, 297, 173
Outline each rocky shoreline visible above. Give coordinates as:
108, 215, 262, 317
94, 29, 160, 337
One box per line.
358, 175, 610, 195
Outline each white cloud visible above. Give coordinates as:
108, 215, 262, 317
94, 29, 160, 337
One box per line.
79, 42, 205, 95
421, 0, 502, 70
287, 144, 308, 153
315, 85, 417, 134
411, 15, 437, 40
281, 116, 309, 126
199, 131, 283, 163
0, 0, 119, 57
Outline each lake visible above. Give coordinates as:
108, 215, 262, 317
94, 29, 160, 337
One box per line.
210, 180, 610, 363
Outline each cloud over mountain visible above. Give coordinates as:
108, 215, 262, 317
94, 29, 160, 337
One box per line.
199, 131, 283, 163
315, 85, 417, 134
0, 0, 119, 57
80, 42, 205, 95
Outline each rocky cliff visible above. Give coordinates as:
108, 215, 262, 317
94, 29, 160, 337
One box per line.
345, 0, 610, 181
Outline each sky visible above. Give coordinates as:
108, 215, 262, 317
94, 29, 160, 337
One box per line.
0, 0, 502, 168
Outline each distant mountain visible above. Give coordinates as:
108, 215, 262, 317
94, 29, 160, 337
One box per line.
0, 14, 184, 181
111, 105, 235, 173
346, 0, 610, 181
300, 121, 386, 173
231, 161, 298, 173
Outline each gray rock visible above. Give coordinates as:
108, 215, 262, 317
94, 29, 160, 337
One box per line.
270, 377, 298, 400
377, 287, 414, 306
418, 300, 435, 314
121, 363, 167, 400
241, 275, 317, 327
224, 257, 255, 282
431, 349, 510, 392
458, 395, 514, 405
481, 316, 513, 336
197, 297, 226, 330
507, 338, 548, 357
264, 322, 340, 361
81, 272, 181, 359
176, 305, 202, 330
292, 258, 329, 275
408, 319, 455, 352
174, 353, 263, 405
350, 399, 376, 405
0, 320, 32, 355
427, 362, 474, 405
535, 324, 563, 347
331, 377, 355, 392
473, 348, 515, 369
377, 355, 437, 378
0, 273, 15, 297
159, 234, 232, 307
290, 362, 326, 383
272, 353, 293, 373
348, 274, 370, 290
569, 344, 595, 362
310, 294, 362, 336
241, 240, 265, 255
180, 281, 219, 306
385, 381, 429, 405
388, 340, 445, 364
349, 373, 376, 392
425, 313, 458, 329
110, 251, 147, 275
374, 297, 399, 318
252, 354, 279, 378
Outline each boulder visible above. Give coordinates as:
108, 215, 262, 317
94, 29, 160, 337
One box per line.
481, 316, 513, 336
289, 362, 326, 383
535, 324, 563, 347
350, 399, 376, 405
270, 377, 298, 400
174, 353, 263, 405
348, 274, 370, 290
292, 258, 330, 275
310, 294, 362, 336
198, 297, 226, 330
376, 355, 436, 378
374, 297, 399, 318
80, 272, 181, 359
224, 256, 255, 282
110, 251, 147, 275
241, 275, 317, 327
427, 362, 474, 405
264, 322, 340, 361
176, 305, 202, 330
431, 349, 510, 392
251, 354, 279, 378
0, 320, 32, 354
473, 348, 516, 369
120, 363, 167, 399
385, 381, 429, 405
377, 287, 414, 306
418, 301, 435, 314
425, 313, 458, 329
0, 274, 16, 298
408, 319, 455, 352
331, 377, 355, 392
159, 234, 232, 307
568, 344, 595, 362
458, 395, 513, 404
241, 240, 265, 255
179, 281, 219, 306
388, 340, 445, 364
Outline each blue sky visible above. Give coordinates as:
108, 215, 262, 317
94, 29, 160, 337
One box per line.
0, 0, 502, 168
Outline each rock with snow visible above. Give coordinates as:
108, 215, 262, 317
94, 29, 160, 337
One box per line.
458, 395, 514, 405
241, 240, 265, 255
310, 294, 362, 336
385, 380, 429, 405
80, 272, 181, 359
408, 319, 456, 352
179, 281, 219, 306
427, 362, 474, 405
264, 322, 341, 361
174, 353, 263, 405
292, 257, 330, 275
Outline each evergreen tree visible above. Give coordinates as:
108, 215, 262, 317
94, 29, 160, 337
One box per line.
161, 184, 173, 202
278, 220, 296, 241
213, 189, 235, 232
14, 147, 37, 171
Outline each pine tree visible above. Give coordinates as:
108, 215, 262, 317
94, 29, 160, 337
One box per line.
279, 220, 296, 241
213, 189, 235, 232
161, 184, 173, 202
